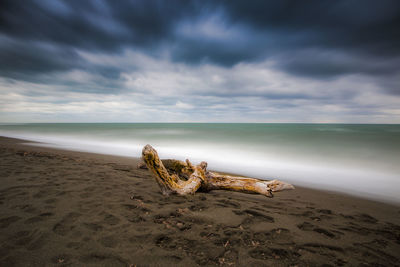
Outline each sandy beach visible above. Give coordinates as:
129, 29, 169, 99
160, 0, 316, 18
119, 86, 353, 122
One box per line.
0, 136, 399, 266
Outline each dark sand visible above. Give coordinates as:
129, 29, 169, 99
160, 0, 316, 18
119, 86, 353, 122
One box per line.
0, 136, 399, 266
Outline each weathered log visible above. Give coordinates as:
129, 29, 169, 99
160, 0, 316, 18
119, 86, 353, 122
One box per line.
141, 144, 294, 197
142, 145, 204, 195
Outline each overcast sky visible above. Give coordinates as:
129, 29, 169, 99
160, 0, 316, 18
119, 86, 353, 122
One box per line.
0, 0, 399, 123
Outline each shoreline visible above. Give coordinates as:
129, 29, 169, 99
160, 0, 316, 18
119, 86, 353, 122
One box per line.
1, 126, 399, 205
2, 135, 399, 207
1, 136, 399, 266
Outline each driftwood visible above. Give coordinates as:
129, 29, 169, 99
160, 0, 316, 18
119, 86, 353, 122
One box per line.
141, 144, 294, 197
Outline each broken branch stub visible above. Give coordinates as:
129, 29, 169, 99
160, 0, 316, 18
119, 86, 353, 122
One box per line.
141, 144, 294, 197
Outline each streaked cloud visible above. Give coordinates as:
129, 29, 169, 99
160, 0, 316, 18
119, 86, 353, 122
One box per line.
0, 0, 399, 122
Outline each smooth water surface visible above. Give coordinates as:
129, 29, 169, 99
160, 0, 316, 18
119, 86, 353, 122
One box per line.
1, 123, 399, 203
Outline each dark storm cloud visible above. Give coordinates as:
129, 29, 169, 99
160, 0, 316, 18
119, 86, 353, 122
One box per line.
0, 35, 82, 81
0, 0, 192, 51
0, 0, 399, 87
0, 0, 197, 87
176, 0, 400, 81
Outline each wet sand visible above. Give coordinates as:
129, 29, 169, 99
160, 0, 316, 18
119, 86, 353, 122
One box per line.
0, 136, 399, 266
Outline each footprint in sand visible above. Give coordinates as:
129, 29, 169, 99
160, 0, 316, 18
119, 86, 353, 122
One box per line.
188, 202, 208, 212
10, 230, 49, 250
83, 222, 103, 232
24, 212, 54, 224
154, 234, 180, 250
66, 242, 81, 249
251, 228, 293, 245
317, 209, 333, 215
99, 235, 119, 248
129, 233, 151, 244
79, 253, 127, 266
44, 198, 58, 204
216, 199, 241, 209
102, 213, 121, 226
32, 190, 48, 199
249, 247, 300, 261
297, 222, 342, 239
355, 213, 378, 224
154, 234, 217, 265
0, 216, 21, 228
126, 214, 146, 223
300, 242, 344, 253
53, 212, 82, 236
79, 192, 92, 198
233, 209, 275, 224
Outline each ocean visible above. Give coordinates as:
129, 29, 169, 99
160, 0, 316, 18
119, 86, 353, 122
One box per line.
1, 123, 399, 203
